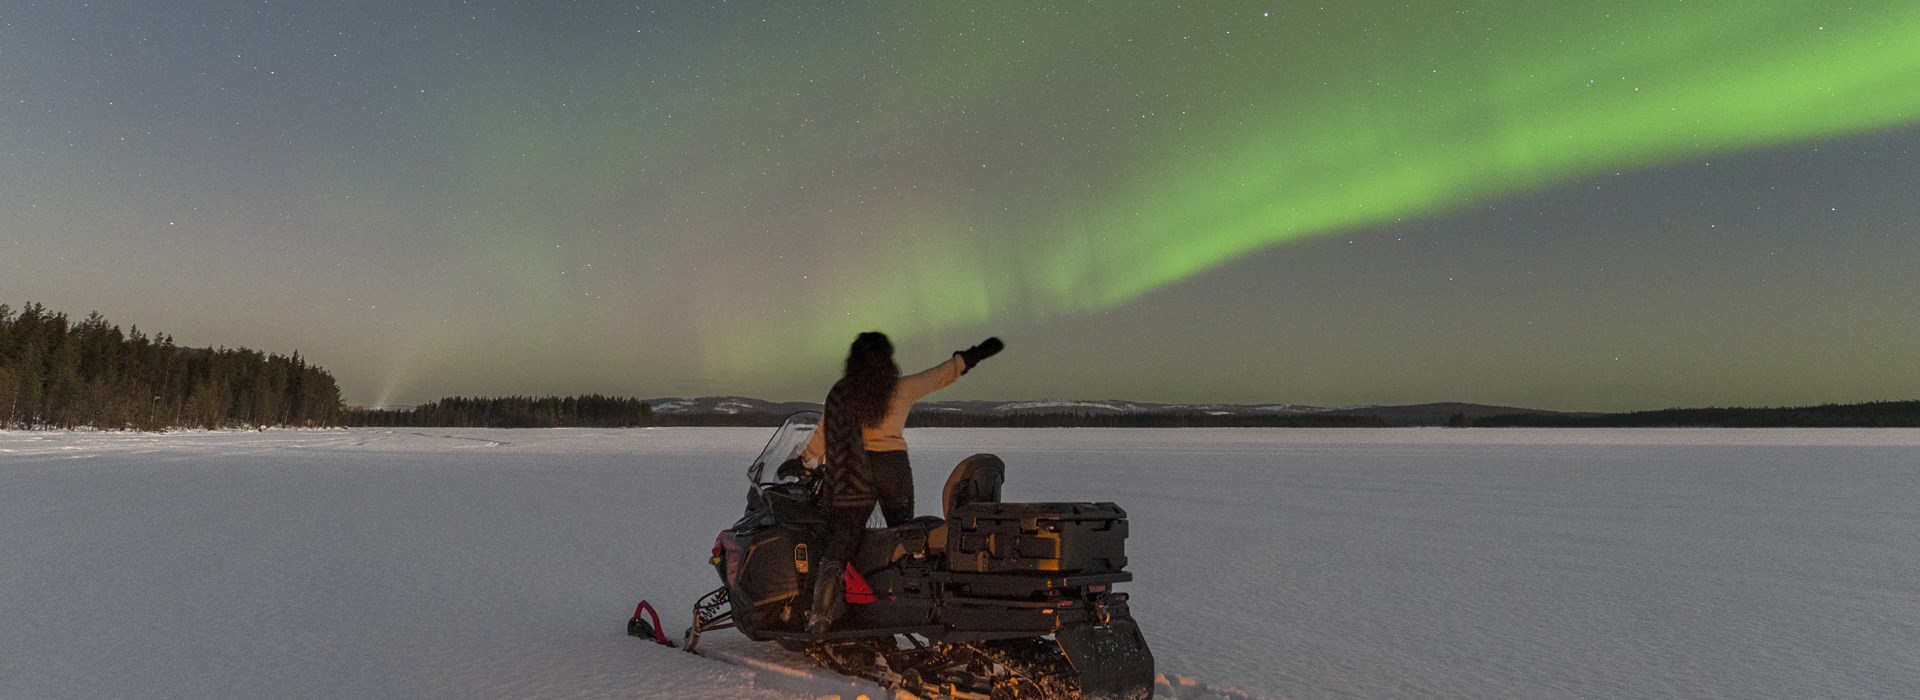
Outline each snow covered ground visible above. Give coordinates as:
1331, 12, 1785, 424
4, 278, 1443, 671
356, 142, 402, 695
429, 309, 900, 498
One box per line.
3, 427, 1918, 699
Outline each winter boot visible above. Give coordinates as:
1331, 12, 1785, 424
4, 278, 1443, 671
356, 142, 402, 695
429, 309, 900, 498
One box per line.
807, 559, 847, 634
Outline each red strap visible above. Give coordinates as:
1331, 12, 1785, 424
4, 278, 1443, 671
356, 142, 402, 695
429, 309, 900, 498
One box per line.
631, 600, 670, 645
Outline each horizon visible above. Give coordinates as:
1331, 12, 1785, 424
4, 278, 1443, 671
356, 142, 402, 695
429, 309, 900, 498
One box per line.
341, 392, 1920, 417
7, 2, 1918, 412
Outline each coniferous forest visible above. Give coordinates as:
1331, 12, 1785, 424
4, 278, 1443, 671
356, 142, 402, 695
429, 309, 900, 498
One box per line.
0, 303, 342, 430
343, 395, 659, 428
344, 398, 1920, 429
1472, 401, 1920, 428
343, 400, 1393, 429
904, 410, 1392, 428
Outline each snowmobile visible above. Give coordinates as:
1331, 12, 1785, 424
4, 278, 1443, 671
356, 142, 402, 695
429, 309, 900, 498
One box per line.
631, 412, 1154, 699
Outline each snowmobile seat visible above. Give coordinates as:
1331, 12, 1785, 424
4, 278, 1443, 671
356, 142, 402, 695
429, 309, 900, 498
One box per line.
853, 515, 944, 574
845, 453, 1009, 573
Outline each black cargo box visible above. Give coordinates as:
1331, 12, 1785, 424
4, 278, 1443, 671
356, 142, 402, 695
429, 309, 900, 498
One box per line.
946, 502, 1128, 575
726, 525, 808, 636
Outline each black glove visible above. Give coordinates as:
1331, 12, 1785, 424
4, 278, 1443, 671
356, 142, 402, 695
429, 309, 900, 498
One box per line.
775, 457, 808, 480
956, 337, 1004, 372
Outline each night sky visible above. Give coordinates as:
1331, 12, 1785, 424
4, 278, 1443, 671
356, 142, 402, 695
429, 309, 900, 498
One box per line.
5, 1, 1917, 411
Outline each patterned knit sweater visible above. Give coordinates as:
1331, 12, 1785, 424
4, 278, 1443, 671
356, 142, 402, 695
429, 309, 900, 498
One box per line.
805, 355, 966, 508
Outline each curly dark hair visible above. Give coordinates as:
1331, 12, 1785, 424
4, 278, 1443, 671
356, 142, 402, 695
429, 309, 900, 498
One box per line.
837, 331, 899, 428
819, 332, 900, 503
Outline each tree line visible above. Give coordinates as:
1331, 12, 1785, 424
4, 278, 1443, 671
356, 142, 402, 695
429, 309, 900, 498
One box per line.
1472, 400, 1920, 428
906, 410, 1393, 428
342, 396, 1920, 430
343, 395, 660, 428
344, 398, 1401, 429
0, 303, 343, 430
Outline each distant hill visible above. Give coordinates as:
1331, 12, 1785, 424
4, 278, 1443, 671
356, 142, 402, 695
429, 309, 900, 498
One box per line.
643, 396, 825, 416
635, 396, 1572, 427
908, 399, 1351, 416
348, 394, 1920, 428
1473, 400, 1920, 428
1323, 402, 1590, 426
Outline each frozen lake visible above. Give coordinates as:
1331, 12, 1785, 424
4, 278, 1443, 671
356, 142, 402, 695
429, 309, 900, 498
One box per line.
3, 427, 1918, 699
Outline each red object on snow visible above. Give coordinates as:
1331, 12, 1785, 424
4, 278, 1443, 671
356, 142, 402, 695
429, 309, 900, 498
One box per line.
629, 600, 673, 646
843, 567, 877, 604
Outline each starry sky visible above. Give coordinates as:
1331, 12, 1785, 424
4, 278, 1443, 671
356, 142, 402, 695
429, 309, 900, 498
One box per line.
4, 1, 1918, 411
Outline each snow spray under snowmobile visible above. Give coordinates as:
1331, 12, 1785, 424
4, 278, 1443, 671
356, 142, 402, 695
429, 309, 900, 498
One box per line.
629, 412, 1153, 699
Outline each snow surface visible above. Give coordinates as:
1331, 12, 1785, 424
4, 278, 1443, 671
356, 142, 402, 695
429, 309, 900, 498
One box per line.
4, 427, 1919, 699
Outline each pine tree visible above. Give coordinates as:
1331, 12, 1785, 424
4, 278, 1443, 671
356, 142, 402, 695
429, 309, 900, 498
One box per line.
0, 303, 344, 431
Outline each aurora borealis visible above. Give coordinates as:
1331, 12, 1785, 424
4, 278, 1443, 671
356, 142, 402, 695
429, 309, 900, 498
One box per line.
4, 1, 1918, 410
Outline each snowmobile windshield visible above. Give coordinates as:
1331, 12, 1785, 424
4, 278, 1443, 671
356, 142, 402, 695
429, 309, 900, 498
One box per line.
747, 411, 820, 485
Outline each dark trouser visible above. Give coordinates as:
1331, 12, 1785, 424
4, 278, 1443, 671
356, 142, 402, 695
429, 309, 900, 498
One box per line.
870, 450, 915, 527
821, 450, 915, 565
812, 450, 915, 632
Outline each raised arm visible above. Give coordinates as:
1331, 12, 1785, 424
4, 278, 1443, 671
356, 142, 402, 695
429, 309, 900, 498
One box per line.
895, 337, 1004, 403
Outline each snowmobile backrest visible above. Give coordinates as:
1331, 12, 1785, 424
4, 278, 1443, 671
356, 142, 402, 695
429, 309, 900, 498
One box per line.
943, 453, 1005, 519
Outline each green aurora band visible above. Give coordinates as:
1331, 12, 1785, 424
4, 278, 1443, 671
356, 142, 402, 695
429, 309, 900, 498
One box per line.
445, 2, 1920, 379
1025, 1, 1920, 315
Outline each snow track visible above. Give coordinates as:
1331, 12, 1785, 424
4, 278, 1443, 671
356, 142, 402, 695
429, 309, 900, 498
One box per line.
679, 634, 1276, 700
687, 636, 899, 698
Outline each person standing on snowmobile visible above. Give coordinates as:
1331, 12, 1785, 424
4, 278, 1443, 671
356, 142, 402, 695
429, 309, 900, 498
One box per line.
800, 331, 1003, 632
